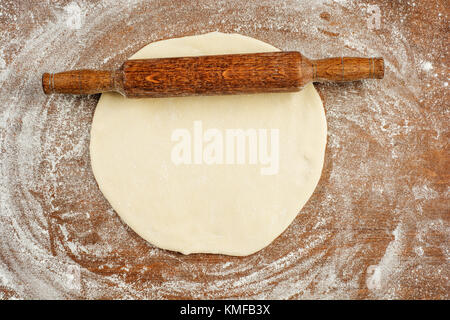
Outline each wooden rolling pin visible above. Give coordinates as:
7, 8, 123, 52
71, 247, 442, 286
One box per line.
42, 52, 384, 98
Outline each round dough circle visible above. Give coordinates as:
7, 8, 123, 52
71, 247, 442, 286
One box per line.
90, 32, 327, 256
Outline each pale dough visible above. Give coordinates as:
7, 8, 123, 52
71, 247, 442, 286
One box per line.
90, 32, 327, 256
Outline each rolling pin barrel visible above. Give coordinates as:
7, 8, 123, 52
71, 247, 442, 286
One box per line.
42, 52, 384, 98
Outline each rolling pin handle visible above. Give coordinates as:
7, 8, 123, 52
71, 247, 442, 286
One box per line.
312, 57, 384, 82
42, 70, 124, 95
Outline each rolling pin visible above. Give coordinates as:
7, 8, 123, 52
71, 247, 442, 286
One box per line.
42, 52, 384, 98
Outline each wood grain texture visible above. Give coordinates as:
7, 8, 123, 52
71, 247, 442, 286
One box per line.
313, 57, 384, 82
42, 70, 117, 94
0, 0, 448, 300
123, 52, 304, 97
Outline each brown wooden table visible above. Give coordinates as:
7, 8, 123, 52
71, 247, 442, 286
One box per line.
0, 0, 448, 299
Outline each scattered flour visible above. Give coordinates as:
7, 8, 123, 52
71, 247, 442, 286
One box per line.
366, 225, 402, 292
412, 184, 439, 200
420, 61, 433, 72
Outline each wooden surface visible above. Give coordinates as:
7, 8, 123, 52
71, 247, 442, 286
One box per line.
0, 0, 448, 299
43, 53, 383, 97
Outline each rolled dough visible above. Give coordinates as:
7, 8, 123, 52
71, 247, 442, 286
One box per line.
90, 32, 327, 256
